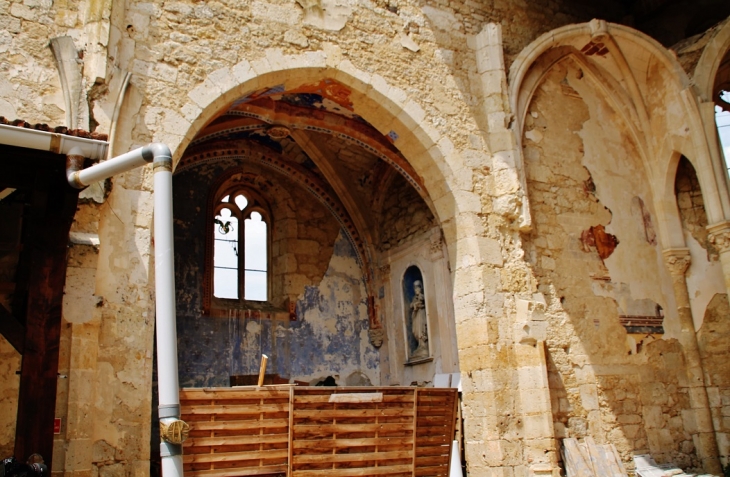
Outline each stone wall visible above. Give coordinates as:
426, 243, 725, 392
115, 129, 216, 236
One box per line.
1, 0, 729, 475
378, 173, 435, 251
699, 293, 730, 465
0, 335, 19, 458
522, 59, 706, 471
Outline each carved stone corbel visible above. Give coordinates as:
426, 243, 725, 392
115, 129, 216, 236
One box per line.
708, 221, 730, 253
662, 248, 691, 277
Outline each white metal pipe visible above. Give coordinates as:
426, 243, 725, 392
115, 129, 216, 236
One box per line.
161, 450, 184, 477
152, 148, 179, 407
65, 143, 184, 476
150, 144, 184, 474
68, 145, 152, 188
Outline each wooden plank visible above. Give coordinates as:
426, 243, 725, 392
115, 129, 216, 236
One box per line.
190, 419, 290, 431
586, 437, 619, 476
293, 423, 411, 435
292, 464, 413, 477
184, 433, 289, 447
181, 388, 291, 399
14, 156, 80, 470
414, 467, 449, 477
416, 435, 451, 445
411, 388, 418, 477
295, 394, 413, 404
414, 446, 451, 457
293, 450, 412, 464
293, 408, 414, 419
183, 448, 289, 464
328, 393, 383, 403
288, 385, 295, 477
562, 438, 593, 477
415, 454, 451, 464
609, 443, 628, 476
182, 403, 290, 414
185, 464, 288, 477
294, 437, 413, 450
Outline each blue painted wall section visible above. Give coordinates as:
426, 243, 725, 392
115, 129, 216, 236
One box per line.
173, 162, 379, 388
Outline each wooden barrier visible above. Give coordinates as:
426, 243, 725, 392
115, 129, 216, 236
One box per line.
180, 386, 458, 477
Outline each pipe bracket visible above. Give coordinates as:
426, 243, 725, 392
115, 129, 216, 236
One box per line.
153, 160, 172, 172
160, 418, 190, 445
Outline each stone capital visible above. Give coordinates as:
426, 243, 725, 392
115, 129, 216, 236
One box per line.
707, 220, 730, 253
662, 248, 691, 277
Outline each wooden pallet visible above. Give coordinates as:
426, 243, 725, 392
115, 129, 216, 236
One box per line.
180, 386, 458, 477
181, 387, 291, 477
414, 389, 458, 477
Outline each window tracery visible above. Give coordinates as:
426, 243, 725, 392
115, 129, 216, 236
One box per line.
205, 180, 271, 313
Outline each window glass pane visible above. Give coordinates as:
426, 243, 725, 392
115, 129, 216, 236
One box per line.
214, 268, 238, 299
245, 212, 267, 272
234, 194, 248, 210
221, 195, 230, 203
214, 208, 238, 298
244, 270, 267, 301
716, 101, 730, 173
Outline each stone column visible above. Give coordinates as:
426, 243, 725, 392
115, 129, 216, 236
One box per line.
708, 221, 730, 297
662, 248, 721, 474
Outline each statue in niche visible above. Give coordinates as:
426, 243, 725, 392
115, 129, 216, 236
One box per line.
404, 266, 429, 360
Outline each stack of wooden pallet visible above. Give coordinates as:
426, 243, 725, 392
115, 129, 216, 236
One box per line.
562, 437, 628, 477
179, 386, 458, 477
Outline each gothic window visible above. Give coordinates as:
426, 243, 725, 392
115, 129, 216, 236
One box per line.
208, 186, 269, 307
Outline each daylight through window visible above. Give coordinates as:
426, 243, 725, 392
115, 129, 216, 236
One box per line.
213, 192, 268, 301
716, 91, 730, 175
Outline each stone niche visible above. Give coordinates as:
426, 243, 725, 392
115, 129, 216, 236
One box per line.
379, 228, 459, 387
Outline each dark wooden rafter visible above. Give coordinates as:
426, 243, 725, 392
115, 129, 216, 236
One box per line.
0, 144, 80, 468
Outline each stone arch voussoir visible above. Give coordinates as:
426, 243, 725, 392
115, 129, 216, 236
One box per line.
173, 55, 469, 241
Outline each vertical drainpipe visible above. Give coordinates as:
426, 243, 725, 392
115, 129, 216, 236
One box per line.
67, 143, 187, 477
149, 144, 187, 472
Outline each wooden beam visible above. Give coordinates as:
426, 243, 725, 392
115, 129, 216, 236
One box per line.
13, 154, 79, 468
0, 303, 24, 353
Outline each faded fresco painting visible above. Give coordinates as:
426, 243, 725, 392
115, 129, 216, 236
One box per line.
403, 265, 429, 361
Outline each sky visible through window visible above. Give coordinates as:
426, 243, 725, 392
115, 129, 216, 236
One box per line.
717, 91, 730, 173
213, 194, 267, 301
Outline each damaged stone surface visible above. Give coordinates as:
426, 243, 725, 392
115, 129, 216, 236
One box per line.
1, 1, 730, 476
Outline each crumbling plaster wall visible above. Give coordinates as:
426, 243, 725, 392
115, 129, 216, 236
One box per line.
522, 59, 707, 469
103, 2, 624, 475
6, 0, 723, 475
173, 158, 377, 387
